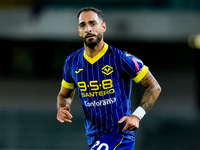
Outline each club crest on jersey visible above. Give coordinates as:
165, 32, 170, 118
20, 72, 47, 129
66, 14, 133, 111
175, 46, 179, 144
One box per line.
102, 65, 113, 75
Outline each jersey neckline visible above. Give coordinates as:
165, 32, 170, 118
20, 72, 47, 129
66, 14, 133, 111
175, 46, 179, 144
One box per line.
83, 43, 108, 65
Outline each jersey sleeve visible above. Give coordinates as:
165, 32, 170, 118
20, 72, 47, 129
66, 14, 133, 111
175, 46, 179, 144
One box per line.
61, 57, 76, 89
122, 52, 148, 83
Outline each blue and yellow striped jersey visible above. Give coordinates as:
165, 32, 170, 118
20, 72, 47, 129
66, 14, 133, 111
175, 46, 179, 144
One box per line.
62, 43, 148, 145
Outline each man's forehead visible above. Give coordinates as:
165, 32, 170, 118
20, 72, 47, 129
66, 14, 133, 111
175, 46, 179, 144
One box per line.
78, 11, 100, 23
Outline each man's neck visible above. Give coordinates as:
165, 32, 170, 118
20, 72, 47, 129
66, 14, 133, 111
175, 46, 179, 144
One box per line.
84, 41, 105, 58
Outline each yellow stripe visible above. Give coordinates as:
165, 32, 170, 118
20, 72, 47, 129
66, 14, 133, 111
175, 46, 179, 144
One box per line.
84, 43, 108, 64
133, 65, 149, 83
113, 136, 124, 150
61, 79, 76, 89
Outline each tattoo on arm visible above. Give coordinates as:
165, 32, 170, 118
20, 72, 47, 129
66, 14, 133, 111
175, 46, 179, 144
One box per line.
138, 71, 161, 112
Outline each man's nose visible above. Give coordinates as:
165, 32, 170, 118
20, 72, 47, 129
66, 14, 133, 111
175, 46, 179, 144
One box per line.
85, 25, 92, 33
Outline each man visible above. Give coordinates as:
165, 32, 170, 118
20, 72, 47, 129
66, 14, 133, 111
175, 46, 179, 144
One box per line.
57, 7, 161, 150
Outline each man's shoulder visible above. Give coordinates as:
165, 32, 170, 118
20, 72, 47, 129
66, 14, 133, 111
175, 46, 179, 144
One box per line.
69, 47, 84, 57
108, 45, 124, 56
66, 47, 84, 60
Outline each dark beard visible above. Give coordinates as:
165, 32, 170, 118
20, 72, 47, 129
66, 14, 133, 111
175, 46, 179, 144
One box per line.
83, 33, 102, 49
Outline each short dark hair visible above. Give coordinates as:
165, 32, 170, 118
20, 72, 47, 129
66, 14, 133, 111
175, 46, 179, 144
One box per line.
77, 7, 104, 22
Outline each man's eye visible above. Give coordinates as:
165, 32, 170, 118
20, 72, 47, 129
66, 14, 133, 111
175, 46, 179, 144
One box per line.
80, 24, 85, 27
90, 22, 96, 26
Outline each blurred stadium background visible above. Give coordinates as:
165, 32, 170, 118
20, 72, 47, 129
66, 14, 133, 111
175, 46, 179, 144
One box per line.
0, 0, 200, 150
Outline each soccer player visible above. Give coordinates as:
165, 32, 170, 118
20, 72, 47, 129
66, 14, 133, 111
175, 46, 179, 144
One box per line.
56, 7, 161, 150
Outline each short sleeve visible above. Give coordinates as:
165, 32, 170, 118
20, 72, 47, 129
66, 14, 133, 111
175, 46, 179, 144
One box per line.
62, 57, 76, 89
122, 52, 148, 83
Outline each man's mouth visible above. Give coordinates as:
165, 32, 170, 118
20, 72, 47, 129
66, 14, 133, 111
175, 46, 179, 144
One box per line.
85, 34, 95, 39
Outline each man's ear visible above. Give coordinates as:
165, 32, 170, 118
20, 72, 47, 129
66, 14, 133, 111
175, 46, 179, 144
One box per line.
102, 22, 106, 33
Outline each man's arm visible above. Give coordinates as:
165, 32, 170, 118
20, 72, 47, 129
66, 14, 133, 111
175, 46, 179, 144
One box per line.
57, 86, 76, 123
118, 70, 161, 131
57, 86, 76, 110
138, 70, 161, 112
